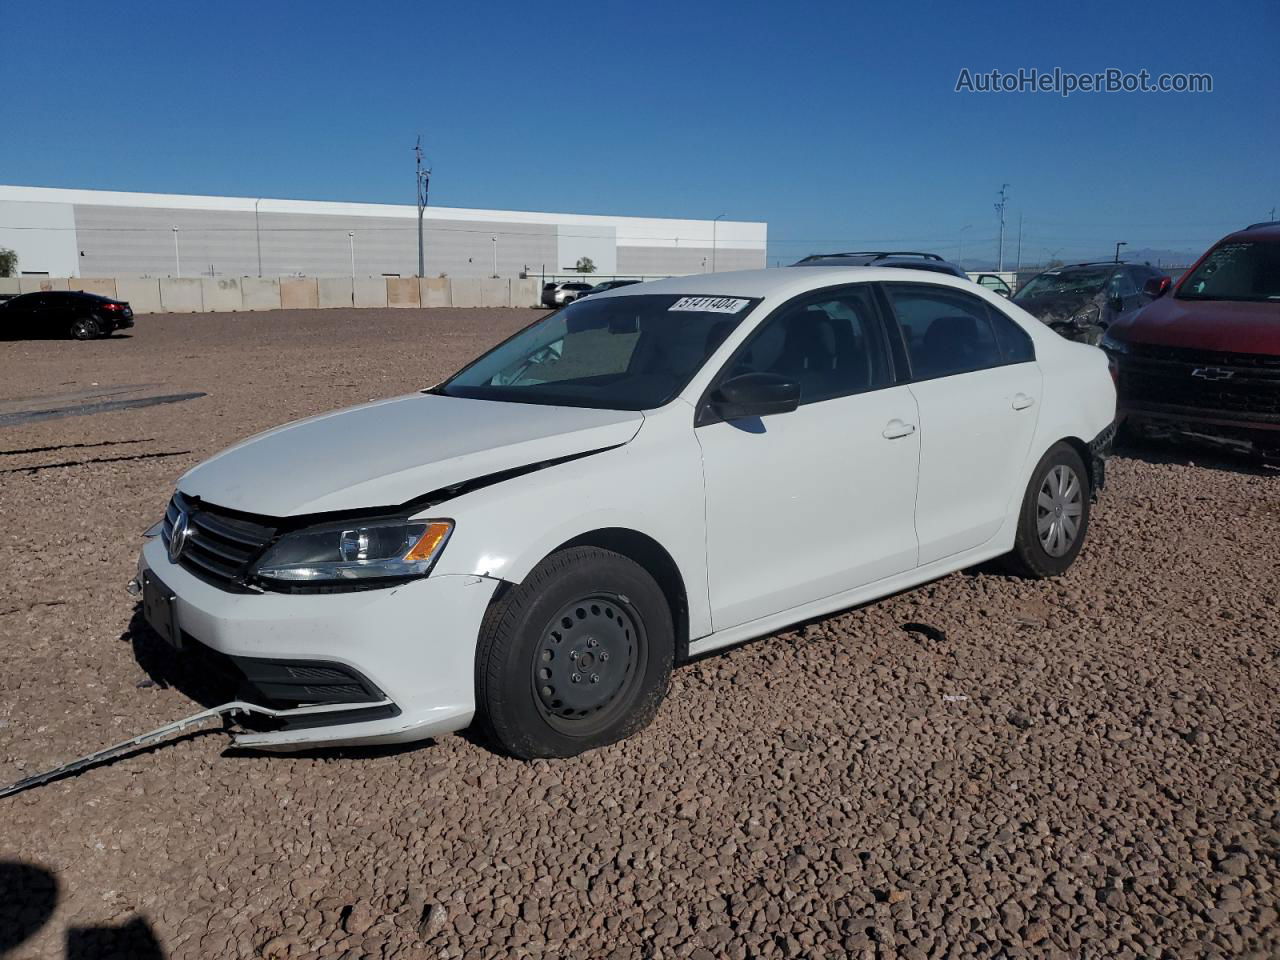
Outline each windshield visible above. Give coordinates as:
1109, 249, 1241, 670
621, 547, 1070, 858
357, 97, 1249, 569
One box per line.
1014, 268, 1111, 301
1177, 241, 1280, 302
438, 293, 757, 410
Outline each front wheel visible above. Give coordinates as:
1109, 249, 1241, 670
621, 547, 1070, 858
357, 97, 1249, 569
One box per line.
1004, 442, 1091, 578
475, 546, 674, 758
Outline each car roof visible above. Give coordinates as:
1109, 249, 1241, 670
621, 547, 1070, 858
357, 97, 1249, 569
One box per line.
592, 266, 993, 303
1224, 221, 1280, 243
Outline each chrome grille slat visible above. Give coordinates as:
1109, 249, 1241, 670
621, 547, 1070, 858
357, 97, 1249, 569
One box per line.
163, 493, 277, 591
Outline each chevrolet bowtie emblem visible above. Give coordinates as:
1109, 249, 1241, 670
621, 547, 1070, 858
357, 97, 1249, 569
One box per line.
1191, 367, 1234, 381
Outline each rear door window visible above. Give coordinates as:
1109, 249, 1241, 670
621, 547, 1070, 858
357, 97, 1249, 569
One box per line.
883, 284, 1007, 380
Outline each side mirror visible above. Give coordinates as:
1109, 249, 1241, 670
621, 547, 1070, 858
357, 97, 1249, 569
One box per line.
1143, 276, 1171, 299
709, 372, 800, 422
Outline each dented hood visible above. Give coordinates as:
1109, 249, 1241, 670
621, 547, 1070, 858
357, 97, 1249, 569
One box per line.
178, 393, 644, 516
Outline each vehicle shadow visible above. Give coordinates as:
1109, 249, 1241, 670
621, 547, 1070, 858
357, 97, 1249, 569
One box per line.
1115, 436, 1277, 477
0, 860, 165, 959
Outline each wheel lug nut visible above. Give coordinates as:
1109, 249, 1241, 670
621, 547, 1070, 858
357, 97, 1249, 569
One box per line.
588, 637, 598, 647
569, 650, 578, 660
571, 673, 581, 683
590, 674, 600, 683
600, 652, 610, 662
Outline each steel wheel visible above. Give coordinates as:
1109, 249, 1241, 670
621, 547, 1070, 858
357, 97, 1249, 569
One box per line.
533, 594, 642, 733
1036, 463, 1083, 558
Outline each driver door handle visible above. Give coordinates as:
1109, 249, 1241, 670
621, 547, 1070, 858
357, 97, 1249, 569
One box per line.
882, 419, 917, 440
1012, 393, 1036, 411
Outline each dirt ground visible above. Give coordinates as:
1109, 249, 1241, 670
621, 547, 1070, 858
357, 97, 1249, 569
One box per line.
1, 308, 1277, 960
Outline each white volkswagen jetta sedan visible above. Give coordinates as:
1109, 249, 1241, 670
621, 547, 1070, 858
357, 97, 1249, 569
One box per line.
137, 267, 1115, 758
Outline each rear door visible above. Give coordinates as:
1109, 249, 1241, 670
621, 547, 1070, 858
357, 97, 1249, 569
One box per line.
881, 282, 1041, 566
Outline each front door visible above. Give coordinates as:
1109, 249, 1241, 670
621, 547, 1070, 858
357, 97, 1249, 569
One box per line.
696, 285, 921, 631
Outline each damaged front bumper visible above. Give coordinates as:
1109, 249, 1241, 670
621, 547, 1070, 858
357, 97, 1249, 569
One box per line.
136, 537, 500, 750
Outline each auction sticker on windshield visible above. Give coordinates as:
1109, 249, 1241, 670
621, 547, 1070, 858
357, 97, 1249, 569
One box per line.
668, 296, 751, 314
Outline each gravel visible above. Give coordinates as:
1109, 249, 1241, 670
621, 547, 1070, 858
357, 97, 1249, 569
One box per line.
1, 308, 1278, 959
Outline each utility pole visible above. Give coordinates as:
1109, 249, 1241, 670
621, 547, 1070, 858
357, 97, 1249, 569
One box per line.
1015, 213, 1023, 272
491, 236, 498, 278
994, 184, 1009, 272
958, 224, 972, 264
348, 232, 356, 305
172, 226, 181, 278
414, 135, 431, 277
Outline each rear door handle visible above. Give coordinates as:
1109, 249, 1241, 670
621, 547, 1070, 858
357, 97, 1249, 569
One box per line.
1012, 393, 1036, 411
882, 419, 917, 440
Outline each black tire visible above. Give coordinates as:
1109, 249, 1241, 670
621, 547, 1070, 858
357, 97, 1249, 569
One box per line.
70, 315, 102, 340
475, 546, 674, 759
1004, 442, 1091, 578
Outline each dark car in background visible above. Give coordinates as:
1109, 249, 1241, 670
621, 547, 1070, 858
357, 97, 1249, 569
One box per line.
0, 290, 134, 340
1102, 222, 1280, 460
1012, 262, 1167, 345
792, 250, 969, 278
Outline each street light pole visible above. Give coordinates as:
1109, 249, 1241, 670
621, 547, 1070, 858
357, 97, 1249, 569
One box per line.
1114, 241, 1127, 263
491, 236, 498, 278
958, 224, 972, 264
712, 213, 725, 272
172, 226, 180, 278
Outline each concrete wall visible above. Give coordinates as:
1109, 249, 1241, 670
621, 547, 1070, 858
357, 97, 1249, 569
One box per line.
420, 276, 450, 307
281, 277, 319, 309
68, 277, 119, 297
160, 277, 203, 312
387, 276, 420, 308
317, 277, 353, 308
512, 278, 539, 307
116, 278, 162, 313
6, 275, 554, 313
201, 277, 243, 312
241, 277, 282, 311
19, 276, 70, 293
353, 277, 388, 308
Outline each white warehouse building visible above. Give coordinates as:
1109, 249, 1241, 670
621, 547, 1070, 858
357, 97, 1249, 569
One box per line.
0, 185, 767, 281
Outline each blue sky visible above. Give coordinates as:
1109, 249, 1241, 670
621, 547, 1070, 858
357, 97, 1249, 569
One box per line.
2, 0, 1276, 266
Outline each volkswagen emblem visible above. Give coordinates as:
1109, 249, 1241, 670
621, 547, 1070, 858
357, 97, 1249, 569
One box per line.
1191, 367, 1234, 381
168, 508, 192, 563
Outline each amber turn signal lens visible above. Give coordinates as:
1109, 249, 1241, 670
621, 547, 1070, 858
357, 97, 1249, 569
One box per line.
403, 521, 453, 563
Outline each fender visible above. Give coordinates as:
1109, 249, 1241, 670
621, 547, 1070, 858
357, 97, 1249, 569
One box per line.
428, 402, 713, 640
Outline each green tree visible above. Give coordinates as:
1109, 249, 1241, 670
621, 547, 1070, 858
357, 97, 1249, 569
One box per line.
575, 256, 596, 274
0, 248, 17, 278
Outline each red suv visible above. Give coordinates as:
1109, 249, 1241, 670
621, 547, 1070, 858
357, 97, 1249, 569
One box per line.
1101, 222, 1280, 460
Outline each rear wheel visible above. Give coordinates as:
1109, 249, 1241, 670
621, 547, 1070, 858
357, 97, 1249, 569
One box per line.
70, 316, 102, 340
475, 546, 674, 758
1004, 442, 1091, 578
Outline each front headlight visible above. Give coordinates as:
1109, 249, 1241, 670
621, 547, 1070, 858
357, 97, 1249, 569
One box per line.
253, 519, 453, 586
1068, 303, 1101, 327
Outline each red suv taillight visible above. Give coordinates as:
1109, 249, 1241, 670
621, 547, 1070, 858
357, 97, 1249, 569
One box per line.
102, 302, 122, 311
